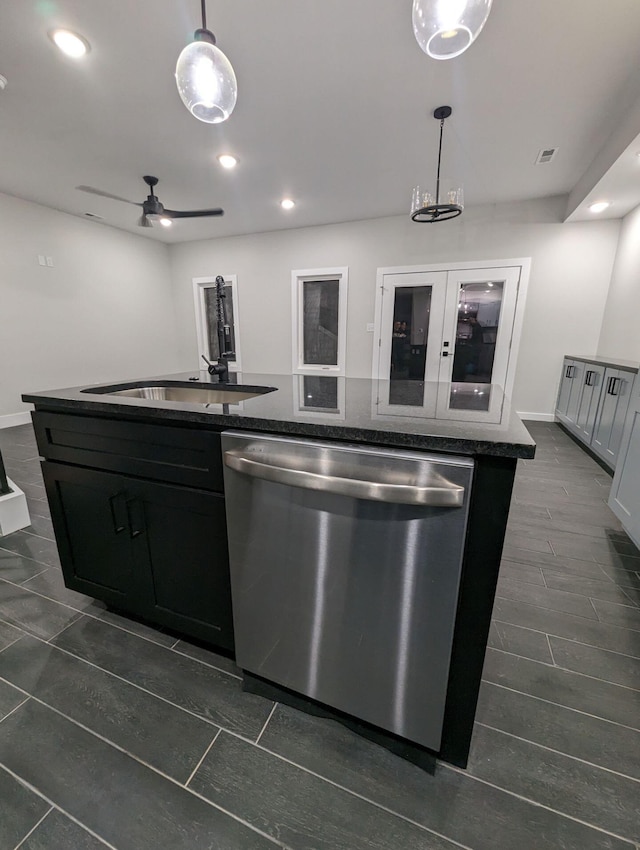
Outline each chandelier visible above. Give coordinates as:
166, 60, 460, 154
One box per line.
411, 106, 463, 223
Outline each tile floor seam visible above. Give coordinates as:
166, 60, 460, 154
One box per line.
184, 728, 222, 787
489, 617, 640, 659
620, 586, 640, 607
487, 644, 640, 693
545, 634, 556, 666
441, 762, 638, 846
166, 644, 242, 680
0, 695, 31, 726
480, 680, 640, 733
474, 721, 640, 784
0, 763, 120, 850
0, 573, 220, 656
0, 696, 295, 850
0, 640, 255, 739
18, 567, 51, 585
11, 806, 53, 850
254, 702, 278, 745
45, 614, 87, 645
493, 591, 602, 622
232, 735, 475, 850
17, 528, 56, 544
0, 546, 57, 571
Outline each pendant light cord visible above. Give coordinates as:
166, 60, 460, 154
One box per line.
201, 0, 207, 29
435, 118, 444, 206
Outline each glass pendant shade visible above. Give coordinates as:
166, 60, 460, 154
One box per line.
175, 39, 237, 124
412, 0, 493, 60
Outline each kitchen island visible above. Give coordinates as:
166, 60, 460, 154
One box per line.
23, 371, 534, 771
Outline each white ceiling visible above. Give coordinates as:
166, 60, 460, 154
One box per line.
1, 1, 640, 243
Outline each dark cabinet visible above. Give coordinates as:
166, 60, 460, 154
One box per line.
41, 449, 234, 651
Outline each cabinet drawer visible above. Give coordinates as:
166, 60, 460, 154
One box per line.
33, 411, 224, 491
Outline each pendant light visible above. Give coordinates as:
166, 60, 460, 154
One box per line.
412, 0, 493, 60
411, 106, 463, 223
175, 0, 237, 124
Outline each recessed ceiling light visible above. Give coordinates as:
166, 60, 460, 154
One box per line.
588, 201, 610, 214
159, 217, 172, 227
217, 154, 238, 169
49, 29, 90, 58
281, 198, 295, 210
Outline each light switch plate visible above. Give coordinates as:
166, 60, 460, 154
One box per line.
366, 323, 375, 332
38, 255, 46, 266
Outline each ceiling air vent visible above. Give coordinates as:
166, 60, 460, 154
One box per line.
535, 147, 558, 165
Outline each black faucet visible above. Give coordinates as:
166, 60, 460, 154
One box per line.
201, 352, 233, 383
201, 275, 235, 383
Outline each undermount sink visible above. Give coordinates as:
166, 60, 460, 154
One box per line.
82, 380, 277, 405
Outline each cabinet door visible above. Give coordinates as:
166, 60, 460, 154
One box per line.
609, 381, 640, 548
576, 365, 605, 442
592, 369, 631, 466
565, 360, 586, 430
41, 462, 137, 607
126, 479, 234, 650
556, 359, 575, 418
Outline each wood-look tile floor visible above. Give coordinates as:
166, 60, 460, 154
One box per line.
0, 422, 638, 850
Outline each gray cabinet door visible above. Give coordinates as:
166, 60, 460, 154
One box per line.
556, 359, 575, 418
609, 379, 640, 548
576, 365, 605, 442
592, 370, 634, 466
565, 360, 586, 431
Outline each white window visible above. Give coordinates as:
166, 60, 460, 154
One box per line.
291, 267, 348, 375
193, 275, 242, 372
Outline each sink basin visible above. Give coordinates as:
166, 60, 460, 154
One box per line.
82, 380, 277, 405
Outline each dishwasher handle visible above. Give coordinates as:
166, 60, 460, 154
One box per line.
224, 449, 465, 507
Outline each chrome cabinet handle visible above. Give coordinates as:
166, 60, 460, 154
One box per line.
224, 450, 465, 507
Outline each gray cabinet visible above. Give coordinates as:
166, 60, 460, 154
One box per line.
576, 365, 605, 443
591, 369, 633, 467
609, 379, 640, 548
556, 359, 576, 419
555, 357, 638, 471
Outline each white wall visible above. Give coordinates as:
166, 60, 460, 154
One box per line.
0, 192, 179, 422
597, 203, 640, 361
169, 196, 620, 417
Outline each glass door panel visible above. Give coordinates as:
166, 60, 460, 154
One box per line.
377, 272, 447, 417
437, 267, 521, 421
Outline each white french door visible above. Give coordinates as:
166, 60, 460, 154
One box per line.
375, 271, 447, 416
374, 264, 524, 422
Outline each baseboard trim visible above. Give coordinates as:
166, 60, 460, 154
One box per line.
0, 411, 32, 429
516, 412, 555, 422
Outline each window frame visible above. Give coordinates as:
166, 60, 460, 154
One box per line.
192, 275, 242, 372
291, 267, 349, 376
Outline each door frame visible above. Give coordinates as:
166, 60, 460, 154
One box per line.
372, 258, 531, 404
193, 275, 242, 372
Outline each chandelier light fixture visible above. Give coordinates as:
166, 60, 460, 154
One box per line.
412, 0, 493, 60
411, 106, 463, 223
175, 0, 237, 124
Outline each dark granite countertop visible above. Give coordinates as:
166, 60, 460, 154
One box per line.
22, 371, 535, 459
565, 355, 639, 373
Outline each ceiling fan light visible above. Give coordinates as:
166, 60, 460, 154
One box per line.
175, 38, 237, 124
159, 217, 172, 227
412, 0, 493, 59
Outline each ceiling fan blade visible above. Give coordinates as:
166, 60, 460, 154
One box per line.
137, 214, 152, 228
163, 208, 224, 219
77, 186, 141, 206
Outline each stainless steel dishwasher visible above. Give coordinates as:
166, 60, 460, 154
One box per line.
221, 431, 474, 751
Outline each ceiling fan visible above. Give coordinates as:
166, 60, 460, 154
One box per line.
77, 175, 224, 227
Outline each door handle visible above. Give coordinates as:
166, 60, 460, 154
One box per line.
108, 493, 128, 534
224, 450, 465, 507
126, 499, 146, 538
610, 377, 621, 397
441, 351, 449, 357
585, 370, 594, 386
